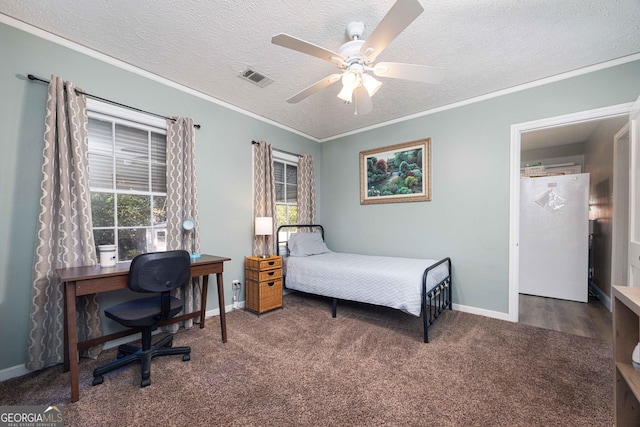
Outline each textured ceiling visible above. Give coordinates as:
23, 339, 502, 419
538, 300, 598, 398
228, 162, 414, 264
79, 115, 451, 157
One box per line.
1, 0, 640, 141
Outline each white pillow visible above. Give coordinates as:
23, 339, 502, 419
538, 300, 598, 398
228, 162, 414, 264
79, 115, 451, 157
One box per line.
288, 232, 331, 257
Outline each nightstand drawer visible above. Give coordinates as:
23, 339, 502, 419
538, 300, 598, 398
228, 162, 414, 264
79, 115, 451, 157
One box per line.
246, 278, 283, 313
246, 268, 282, 282
245, 256, 282, 271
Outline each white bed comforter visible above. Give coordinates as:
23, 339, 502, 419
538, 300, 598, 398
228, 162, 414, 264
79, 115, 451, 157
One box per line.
284, 252, 449, 316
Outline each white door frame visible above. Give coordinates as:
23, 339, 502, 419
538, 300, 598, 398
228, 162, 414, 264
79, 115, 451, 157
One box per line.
611, 124, 630, 294
508, 103, 633, 322
628, 95, 640, 287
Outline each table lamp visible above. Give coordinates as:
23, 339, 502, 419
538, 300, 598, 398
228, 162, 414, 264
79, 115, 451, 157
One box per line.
182, 218, 201, 259
255, 216, 273, 258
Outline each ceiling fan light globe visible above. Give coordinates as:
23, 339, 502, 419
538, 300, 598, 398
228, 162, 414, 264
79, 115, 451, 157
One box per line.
362, 74, 382, 97
341, 70, 360, 89
337, 85, 354, 103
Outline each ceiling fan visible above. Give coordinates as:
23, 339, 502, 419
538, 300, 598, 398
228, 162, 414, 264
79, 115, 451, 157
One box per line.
272, 0, 445, 116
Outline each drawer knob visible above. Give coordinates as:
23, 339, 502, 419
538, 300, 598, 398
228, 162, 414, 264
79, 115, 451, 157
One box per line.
268, 261, 275, 266
268, 282, 275, 286
268, 271, 274, 276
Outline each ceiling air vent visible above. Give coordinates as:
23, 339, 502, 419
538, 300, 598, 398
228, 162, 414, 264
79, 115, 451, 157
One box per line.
239, 67, 273, 88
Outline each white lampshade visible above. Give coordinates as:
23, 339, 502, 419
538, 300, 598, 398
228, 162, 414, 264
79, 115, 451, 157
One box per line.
337, 70, 361, 103
337, 85, 354, 103
338, 86, 353, 104
255, 217, 273, 236
362, 73, 382, 97
341, 70, 360, 89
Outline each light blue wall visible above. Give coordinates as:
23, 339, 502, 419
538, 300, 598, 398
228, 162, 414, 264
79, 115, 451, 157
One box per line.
320, 60, 640, 314
0, 22, 322, 370
2, 18, 640, 373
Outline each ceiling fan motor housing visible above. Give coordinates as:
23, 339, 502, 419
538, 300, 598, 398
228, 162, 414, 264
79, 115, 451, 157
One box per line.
338, 40, 366, 65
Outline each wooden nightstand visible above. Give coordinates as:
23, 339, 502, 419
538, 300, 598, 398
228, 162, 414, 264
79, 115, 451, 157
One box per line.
245, 255, 283, 314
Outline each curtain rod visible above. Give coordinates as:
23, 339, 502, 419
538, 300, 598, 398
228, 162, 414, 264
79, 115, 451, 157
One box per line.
251, 140, 301, 158
27, 74, 201, 129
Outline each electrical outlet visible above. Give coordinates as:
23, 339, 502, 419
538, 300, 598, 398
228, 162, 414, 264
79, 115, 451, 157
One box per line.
231, 280, 241, 309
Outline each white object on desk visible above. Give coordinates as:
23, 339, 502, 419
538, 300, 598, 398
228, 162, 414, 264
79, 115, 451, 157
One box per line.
98, 245, 117, 267
633, 343, 640, 371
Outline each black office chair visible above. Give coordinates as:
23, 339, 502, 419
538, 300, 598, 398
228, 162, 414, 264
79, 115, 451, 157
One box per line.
92, 250, 192, 388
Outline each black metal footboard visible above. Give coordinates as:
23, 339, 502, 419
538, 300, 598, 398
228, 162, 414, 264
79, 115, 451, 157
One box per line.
422, 257, 452, 343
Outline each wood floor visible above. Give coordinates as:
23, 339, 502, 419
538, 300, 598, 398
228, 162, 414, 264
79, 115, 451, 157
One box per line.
519, 293, 612, 342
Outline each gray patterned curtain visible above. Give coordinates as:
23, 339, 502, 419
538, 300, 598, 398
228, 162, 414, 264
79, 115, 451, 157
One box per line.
26, 75, 102, 370
166, 117, 200, 329
297, 154, 316, 225
253, 141, 276, 256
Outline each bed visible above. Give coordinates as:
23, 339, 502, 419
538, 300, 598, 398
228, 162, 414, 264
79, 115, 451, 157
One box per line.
276, 224, 452, 343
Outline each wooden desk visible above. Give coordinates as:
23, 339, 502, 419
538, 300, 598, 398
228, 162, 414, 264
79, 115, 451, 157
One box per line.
57, 254, 230, 402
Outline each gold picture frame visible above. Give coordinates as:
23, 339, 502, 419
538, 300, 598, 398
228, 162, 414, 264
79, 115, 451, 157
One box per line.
360, 138, 431, 205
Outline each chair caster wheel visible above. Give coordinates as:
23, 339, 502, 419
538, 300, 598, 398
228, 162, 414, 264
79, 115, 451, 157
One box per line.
141, 378, 151, 387
183, 354, 190, 362
92, 376, 103, 386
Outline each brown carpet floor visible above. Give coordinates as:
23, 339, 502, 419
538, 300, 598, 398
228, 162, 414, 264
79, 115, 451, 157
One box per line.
0, 293, 612, 426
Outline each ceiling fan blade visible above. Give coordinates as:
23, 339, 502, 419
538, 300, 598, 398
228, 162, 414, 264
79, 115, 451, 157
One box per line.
360, 0, 424, 63
373, 62, 445, 84
354, 86, 373, 116
286, 74, 342, 103
272, 34, 345, 64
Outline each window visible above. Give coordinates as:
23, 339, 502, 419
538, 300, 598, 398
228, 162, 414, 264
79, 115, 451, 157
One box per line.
274, 152, 298, 230
87, 100, 167, 261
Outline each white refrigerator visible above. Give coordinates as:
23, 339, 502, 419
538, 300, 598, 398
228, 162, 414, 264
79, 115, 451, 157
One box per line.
519, 173, 589, 302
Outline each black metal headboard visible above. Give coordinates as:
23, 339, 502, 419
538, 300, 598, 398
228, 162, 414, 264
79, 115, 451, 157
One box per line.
276, 224, 325, 257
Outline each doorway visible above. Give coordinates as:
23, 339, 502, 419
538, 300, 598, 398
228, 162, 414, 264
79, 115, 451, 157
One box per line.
508, 103, 634, 323
518, 294, 612, 340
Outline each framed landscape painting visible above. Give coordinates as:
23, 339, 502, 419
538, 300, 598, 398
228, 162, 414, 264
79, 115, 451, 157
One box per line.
360, 138, 431, 205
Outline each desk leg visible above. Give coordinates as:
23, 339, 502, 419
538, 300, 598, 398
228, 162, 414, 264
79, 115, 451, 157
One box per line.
200, 275, 208, 329
63, 282, 70, 372
65, 282, 80, 403
217, 272, 227, 343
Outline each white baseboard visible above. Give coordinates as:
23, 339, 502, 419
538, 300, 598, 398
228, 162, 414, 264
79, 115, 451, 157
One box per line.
452, 303, 511, 322
589, 283, 612, 311
0, 302, 244, 382
0, 364, 33, 382
206, 301, 244, 318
